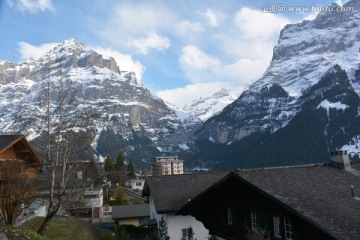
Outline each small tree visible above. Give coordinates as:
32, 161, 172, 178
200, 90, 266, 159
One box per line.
104, 156, 115, 172
0, 160, 34, 224
104, 156, 116, 183
158, 215, 169, 240
114, 186, 129, 205
181, 226, 196, 240
115, 152, 126, 185
127, 159, 135, 178
87, 157, 104, 186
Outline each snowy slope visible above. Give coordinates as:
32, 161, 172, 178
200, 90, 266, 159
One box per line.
193, 0, 360, 169
182, 88, 239, 121
197, 0, 360, 143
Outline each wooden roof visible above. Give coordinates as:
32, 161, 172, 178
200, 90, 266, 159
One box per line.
0, 135, 42, 166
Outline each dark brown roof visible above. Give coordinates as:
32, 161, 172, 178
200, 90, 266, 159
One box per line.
0, 135, 41, 166
0, 135, 23, 152
234, 164, 360, 240
112, 204, 150, 219
144, 172, 227, 213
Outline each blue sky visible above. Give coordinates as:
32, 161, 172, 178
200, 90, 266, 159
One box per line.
0, 0, 347, 107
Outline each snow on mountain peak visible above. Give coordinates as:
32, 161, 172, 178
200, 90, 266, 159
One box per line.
254, 0, 360, 98
183, 88, 239, 121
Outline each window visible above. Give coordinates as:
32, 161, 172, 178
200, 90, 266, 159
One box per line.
284, 218, 293, 240
273, 216, 281, 238
136, 182, 142, 186
251, 212, 257, 230
103, 204, 111, 213
182, 228, 188, 239
182, 227, 194, 239
227, 207, 233, 225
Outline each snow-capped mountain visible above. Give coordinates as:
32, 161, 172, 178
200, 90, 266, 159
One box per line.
182, 88, 239, 121
0, 39, 195, 164
195, 0, 360, 169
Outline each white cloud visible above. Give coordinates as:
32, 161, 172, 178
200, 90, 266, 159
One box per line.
93, 47, 145, 83
176, 21, 203, 39
221, 58, 268, 85
90, 4, 297, 108
131, 32, 170, 55
179, 45, 221, 83
7, 0, 55, 13
97, 3, 175, 54
199, 9, 225, 27
180, 45, 220, 71
234, 7, 290, 40
18, 41, 57, 61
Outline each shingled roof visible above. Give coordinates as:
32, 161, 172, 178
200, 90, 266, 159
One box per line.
235, 164, 360, 240
179, 164, 360, 240
0, 135, 41, 166
112, 204, 150, 219
143, 172, 227, 213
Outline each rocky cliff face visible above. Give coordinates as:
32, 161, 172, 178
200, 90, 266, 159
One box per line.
194, 0, 360, 169
0, 39, 196, 164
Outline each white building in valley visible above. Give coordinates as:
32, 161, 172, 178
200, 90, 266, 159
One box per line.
152, 156, 184, 175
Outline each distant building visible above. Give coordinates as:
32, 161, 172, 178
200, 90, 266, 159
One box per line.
125, 178, 145, 190
112, 204, 150, 226
152, 156, 184, 175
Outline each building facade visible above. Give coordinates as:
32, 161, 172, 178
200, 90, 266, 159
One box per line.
178, 151, 360, 240
143, 172, 226, 239
152, 156, 184, 175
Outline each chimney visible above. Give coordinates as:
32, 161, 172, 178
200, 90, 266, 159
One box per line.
330, 150, 351, 170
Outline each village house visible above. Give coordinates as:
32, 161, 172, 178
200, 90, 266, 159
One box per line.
177, 150, 360, 240
0, 135, 42, 178
0, 135, 42, 224
125, 178, 145, 191
37, 160, 104, 223
142, 172, 226, 239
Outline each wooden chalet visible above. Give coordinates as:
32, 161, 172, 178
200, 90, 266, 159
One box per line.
177, 151, 360, 240
0, 135, 42, 224
0, 135, 42, 178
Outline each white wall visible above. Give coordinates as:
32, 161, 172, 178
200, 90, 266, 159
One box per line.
167, 214, 210, 240
149, 196, 210, 239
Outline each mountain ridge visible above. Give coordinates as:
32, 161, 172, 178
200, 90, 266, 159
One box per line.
194, 0, 360, 169
0, 39, 198, 165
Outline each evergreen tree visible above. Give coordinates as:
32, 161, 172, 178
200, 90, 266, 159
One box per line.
115, 152, 126, 185
127, 159, 135, 178
104, 156, 116, 183
88, 157, 103, 185
146, 226, 158, 240
158, 216, 169, 240
104, 156, 115, 172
